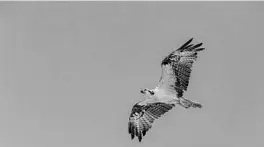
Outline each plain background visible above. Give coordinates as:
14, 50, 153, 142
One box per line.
1, 2, 264, 147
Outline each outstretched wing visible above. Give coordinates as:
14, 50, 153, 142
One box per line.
156, 38, 205, 97
128, 101, 175, 142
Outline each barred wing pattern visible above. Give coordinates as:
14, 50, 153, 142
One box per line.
158, 38, 205, 97
128, 102, 175, 142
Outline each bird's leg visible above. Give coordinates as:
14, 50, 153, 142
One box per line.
179, 98, 192, 108
179, 97, 202, 109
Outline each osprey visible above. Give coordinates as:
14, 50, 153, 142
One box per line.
128, 38, 205, 142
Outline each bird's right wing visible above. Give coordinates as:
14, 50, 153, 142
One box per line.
128, 100, 175, 142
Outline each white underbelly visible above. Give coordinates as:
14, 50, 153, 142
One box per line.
155, 94, 179, 103
154, 88, 178, 101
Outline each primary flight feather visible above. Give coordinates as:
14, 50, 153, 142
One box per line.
128, 38, 205, 142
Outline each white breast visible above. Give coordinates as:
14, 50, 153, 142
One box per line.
154, 88, 176, 102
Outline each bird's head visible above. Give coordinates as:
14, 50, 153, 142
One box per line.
140, 88, 155, 97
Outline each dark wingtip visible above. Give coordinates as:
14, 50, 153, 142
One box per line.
188, 37, 194, 42
178, 38, 194, 51
131, 134, 134, 140
130, 125, 135, 139
184, 38, 193, 45
128, 122, 131, 134
192, 42, 203, 49
142, 129, 146, 136
195, 48, 205, 52
138, 132, 142, 142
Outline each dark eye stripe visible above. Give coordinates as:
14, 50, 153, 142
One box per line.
149, 91, 154, 95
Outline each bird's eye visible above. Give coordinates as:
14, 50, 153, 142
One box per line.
149, 91, 154, 95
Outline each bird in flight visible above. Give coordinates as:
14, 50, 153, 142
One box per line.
128, 38, 205, 142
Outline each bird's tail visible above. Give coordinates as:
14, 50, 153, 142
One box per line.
179, 97, 202, 109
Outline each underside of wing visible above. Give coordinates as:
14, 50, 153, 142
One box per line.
128, 101, 175, 142
158, 38, 205, 97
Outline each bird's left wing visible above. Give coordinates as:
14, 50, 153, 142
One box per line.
156, 38, 205, 97
128, 100, 175, 142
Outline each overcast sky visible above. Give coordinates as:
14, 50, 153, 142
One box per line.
1, 2, 264, 147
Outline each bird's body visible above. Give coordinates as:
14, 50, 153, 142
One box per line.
128, 38, 205, 142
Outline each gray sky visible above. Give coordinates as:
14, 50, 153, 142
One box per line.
1, 2, 264, 147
